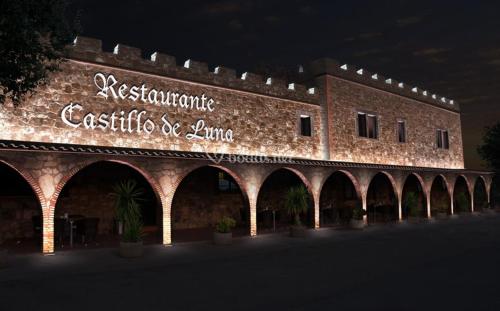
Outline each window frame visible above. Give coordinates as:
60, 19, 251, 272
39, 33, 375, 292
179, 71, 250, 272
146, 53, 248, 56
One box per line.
436, 129, 450, 149
356, 111, 379, 139
397, 119, 407, 143
299, 114, 312, 137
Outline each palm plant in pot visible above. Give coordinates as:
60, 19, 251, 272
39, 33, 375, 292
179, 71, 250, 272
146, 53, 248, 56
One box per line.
350, 202, 367, 229
405, 191, 420, 223
213, 216, 236, 245
285, 185, 309, 237
455, 192, 470, 215
113, 179, 144, 258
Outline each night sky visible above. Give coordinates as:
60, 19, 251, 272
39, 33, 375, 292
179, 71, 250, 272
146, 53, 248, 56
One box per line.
69, 0, 500, 170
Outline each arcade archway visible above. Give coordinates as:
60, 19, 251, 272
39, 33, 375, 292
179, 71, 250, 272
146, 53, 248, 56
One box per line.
0, 162, 42, 253
55, 161, 162, 249
453, 176, 471, 214
366, 172, 398, 223
430, 175, 451, 216
473, 177, 488, 211
171, 166, 249, 242
401, 174, 426, 219
257, 168, 313, 232
319, 171, 361, 226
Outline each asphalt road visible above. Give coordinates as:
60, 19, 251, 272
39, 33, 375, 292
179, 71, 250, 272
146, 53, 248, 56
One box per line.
1, 214, 500, 311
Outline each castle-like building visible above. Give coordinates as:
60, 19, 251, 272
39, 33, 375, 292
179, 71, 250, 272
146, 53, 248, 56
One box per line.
0, 37, 493, 254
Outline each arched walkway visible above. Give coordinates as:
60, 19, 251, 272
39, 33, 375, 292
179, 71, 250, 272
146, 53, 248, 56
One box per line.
171, 166, 249, 242
54, 161, 162, 250
430, 175, 451, 216
319, 171, 361, 226
0, 162, 43, 253
473, 177, 488, 211
401, 174, 426, 219
453, 176, 471, 214
366, 172, 398, 223
257, 168, 314, 232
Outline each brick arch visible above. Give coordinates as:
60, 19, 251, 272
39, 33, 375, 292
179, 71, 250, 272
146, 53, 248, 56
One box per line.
257, 166, 315, 201
453, 174, 472, 198
47, 159, 166, 226
0, 158, 46, 208
430, 174, 452, 195
402, 172, 427, 200
320, 169, 362, 201
169, 163, 251, 206
367, 171, 399, 201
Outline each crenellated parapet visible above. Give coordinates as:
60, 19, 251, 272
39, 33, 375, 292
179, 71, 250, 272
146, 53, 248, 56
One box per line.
306, 58, 460, 112
67, 36, 320, 105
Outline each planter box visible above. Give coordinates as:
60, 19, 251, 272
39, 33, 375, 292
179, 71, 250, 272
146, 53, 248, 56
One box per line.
213, 232, 232, 245
289, 225, 306, 237
350, 219, 366, 229
436, 212, 448, 219
0, 249, 7, 268
407, 216, 420, 224
119, 241, 143, 258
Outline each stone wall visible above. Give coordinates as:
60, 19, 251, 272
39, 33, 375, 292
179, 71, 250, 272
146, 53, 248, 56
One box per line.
322, 75, 464, 168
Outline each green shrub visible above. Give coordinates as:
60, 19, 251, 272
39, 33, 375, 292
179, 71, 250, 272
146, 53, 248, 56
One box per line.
113, 180, 144, 243
352, 203, 367, 220
285, 185, 309, 226
455, 192, 470, 213
404, 191, 420, 217
215, 217, 236, 233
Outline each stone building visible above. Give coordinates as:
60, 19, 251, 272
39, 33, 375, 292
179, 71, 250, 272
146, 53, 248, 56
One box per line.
0, 37, 494, 254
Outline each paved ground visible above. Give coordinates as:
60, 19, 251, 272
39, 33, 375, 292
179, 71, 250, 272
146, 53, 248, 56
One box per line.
1, 214, 500, 311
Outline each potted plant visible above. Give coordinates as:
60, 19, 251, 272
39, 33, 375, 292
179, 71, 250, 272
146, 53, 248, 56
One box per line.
405, 191, 420, 223
113, 180, 144, 258
213, 216, 236, 245
285, 185, 309, 237
350, 202, 367, 229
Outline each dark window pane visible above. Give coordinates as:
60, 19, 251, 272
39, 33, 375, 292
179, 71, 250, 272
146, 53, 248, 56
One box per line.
300, 116, 311, 136
358, 113, 367, 137
443, 131, 449, 149
398, 121, 406, 143
436, 129, 443, 148
367, 115, 377, 138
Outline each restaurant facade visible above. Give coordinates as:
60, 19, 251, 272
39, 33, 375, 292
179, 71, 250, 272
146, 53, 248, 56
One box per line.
0, 36, 494, 254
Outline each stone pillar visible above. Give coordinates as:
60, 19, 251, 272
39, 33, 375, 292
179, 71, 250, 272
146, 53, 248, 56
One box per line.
162, 195, 173, 246
42, 205, 54, 254
450, 194, 454, 215
249, 196, 257, 236
398, 196, 403, 221
426, 195, 431, 218
470, 195, 475, 213
313, 196, 320, 229
362, 193, 368, 224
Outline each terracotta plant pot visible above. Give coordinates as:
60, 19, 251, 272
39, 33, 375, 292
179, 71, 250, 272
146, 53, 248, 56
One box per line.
213, 232, 232, 245
119, 241, 143, 258
289, 225, 306, 237
436, 212, 448, 219
0, 249, 7, 268
350, 219, 366, 229
407, 216, 420, 224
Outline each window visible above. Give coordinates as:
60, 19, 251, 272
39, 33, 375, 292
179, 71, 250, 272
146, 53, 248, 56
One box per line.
217, 172, 239, 193
436, 129, 449, 149
357, 112, 378, 139
300, 115, 312, 136
397, 120, 406, 143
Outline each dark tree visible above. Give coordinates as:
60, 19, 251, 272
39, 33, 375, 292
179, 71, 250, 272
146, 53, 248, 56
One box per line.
0, 0, 76, 106
478, 122, 500, 207
478, 122, 500, 173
